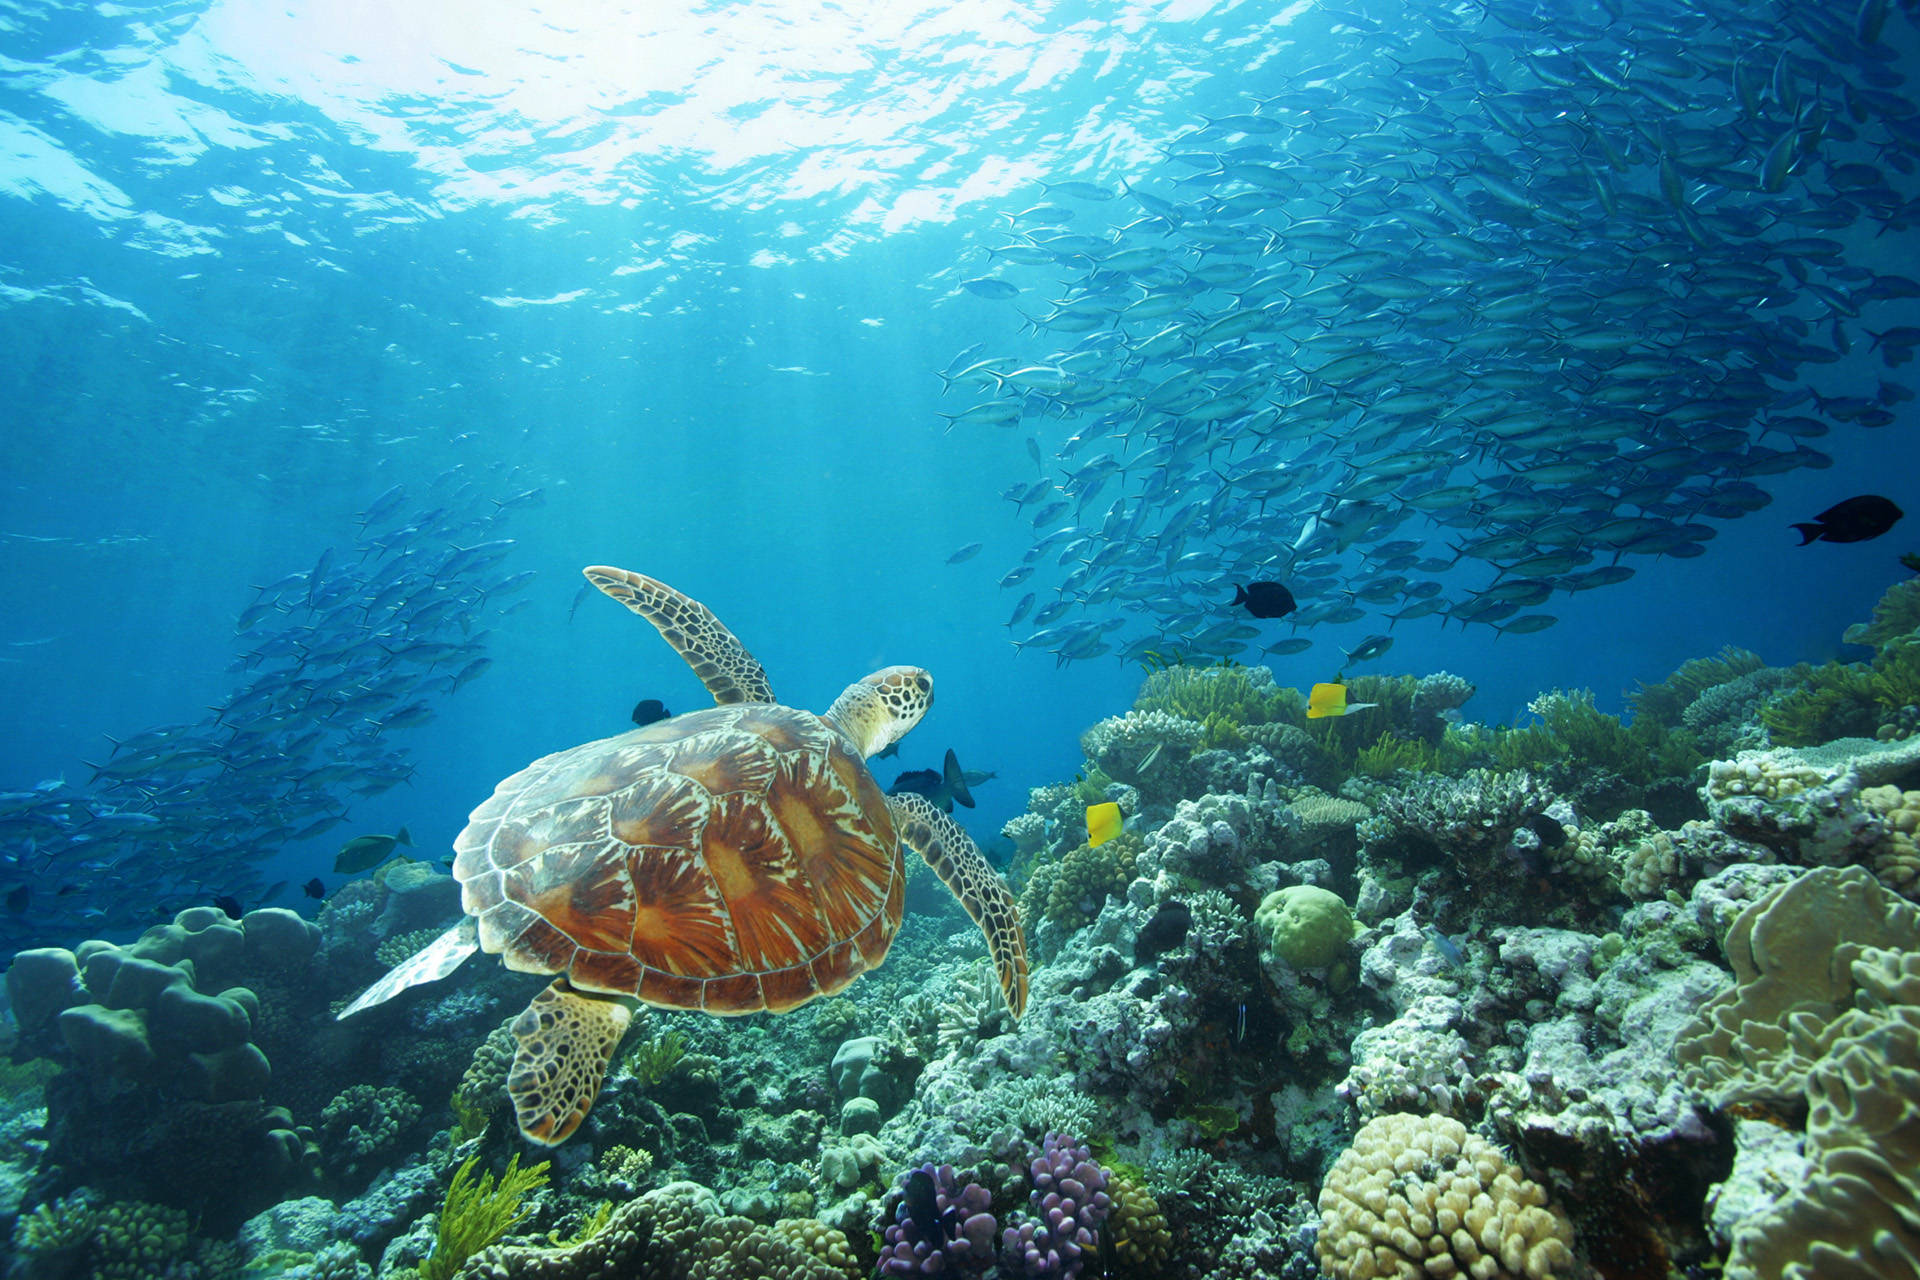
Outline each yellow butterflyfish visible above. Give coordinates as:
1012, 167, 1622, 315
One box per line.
1087, 801, 1124, 848
1306, 682, 1380, 719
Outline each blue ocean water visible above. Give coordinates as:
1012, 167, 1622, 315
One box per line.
0, 1, 1912, 964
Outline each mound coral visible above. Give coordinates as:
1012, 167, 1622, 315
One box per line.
5, 905, 318, 1102
1316, 1113, 1577, 1280
1103, 1174, 1170, 1275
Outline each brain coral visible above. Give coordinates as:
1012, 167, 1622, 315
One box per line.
1316, 1113, 1577, 1280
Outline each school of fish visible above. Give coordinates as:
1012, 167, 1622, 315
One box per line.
0, 468, 544, 958
949, 0, 1920, 669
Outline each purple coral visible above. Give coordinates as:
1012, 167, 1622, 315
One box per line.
1000, 1133, 1113, 1278
879, 1163, 997, 1275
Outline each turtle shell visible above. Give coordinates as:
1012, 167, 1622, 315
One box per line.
451, 703, 903, 1015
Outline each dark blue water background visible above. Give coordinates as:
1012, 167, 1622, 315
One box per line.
1, 0, 1913, 939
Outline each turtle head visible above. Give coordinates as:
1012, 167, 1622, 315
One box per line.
826, 666, 933, 758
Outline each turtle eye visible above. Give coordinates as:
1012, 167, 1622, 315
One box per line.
914, 676, 930, 695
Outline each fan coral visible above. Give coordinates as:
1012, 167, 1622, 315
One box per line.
1316, 1113, 1578, 1280
877, 1163, 996, 1275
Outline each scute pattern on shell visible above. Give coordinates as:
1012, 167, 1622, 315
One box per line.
452, 703, 902, 1016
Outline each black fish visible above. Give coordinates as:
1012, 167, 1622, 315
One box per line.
1792, 495, 1903, 544
5, 885, 26, 912
1232, 581, 1296, 619
631, 698, 672, 727
302, 877, 326, 899
213, 894, 243, 919
887, 750, 976, 813
1527, 813, 1567, 848
1135, 899, 1192, 963
904, 1169, 944, 1243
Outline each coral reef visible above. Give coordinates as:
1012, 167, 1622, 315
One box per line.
1316, 1112, 1578, 1280
1675, 865, 1920, 1279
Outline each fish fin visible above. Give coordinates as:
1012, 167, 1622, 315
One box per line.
943, 749, 975, 810
396, 825, 412, 846
1790, 523, 1824, 545
890, 793, 1028, 1020
1232, 584, 1248, 605
507, 979, 632, 1145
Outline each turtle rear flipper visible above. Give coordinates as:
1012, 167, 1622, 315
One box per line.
584, 566, 775, 706
889, 793, 1028, 1019
507, 979, 634, 1145
337, 919, 478, 1020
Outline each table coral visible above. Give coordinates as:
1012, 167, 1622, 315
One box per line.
1316, 1112, 1578, 1280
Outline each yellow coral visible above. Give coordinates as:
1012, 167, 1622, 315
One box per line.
1105, 1175, 1171, 1274
1861, 784, 1920, 900
1317, 1113, 1578, 1280
1020, 831, 1140, 933
772, 1219, 857, 1273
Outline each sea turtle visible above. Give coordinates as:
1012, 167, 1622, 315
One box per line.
339, 566, 1028, 1145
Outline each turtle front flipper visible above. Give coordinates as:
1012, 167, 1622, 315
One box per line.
888, 793, 1029, 1019
583, 566, 776, 706
506, 979, 634, 1145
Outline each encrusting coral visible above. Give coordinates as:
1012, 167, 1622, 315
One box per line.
1676, 865, 1920, 1279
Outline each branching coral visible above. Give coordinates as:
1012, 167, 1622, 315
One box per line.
1629, 646, 1767, 727
621, 1028, 690, 1087
1842, 576, 1920, 652
1133, 663, 1303, 750
1497, 689, 1704, 785
1373, 769, 1545, 859
1019, 832, 1140, 934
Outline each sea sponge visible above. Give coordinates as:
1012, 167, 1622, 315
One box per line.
1316, 1113, 1578, 1280
1255, 885, 1358, 972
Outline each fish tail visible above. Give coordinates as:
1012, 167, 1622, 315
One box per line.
396, 825, 413, 846
1790, 523, 1824, 545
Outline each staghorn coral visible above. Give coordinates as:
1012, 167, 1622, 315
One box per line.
1316, 1113, 1578, 1280
937, 960, 1015, 1059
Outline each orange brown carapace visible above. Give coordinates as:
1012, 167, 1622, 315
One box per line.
452, 702, 903, 1018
